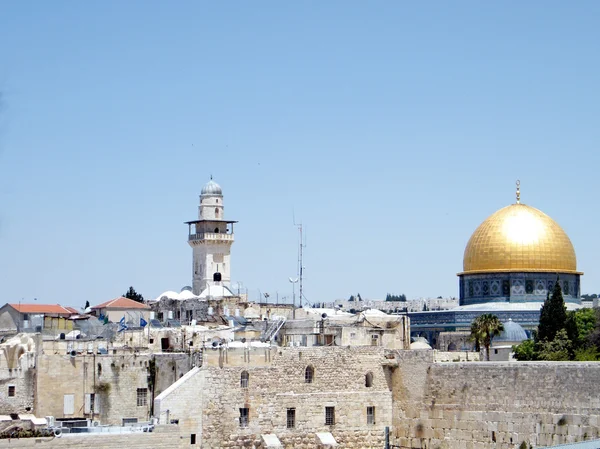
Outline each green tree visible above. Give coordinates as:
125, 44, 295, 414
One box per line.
512, 339, 536, 361
537, 280, 567, 343
565, 308, 596, 350
470, 314, 504, 361
124, 286, 144, 303
537, 329, 571, 361
348, 295, 355, 302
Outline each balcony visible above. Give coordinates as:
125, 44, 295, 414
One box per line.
188, 232, 234, 242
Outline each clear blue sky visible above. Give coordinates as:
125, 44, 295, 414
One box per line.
1, 2, 599, 309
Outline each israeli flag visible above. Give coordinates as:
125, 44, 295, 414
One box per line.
118, 316, 128, 332
140, 317, 148, 328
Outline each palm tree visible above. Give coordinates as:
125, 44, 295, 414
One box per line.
470, 314, 504, 361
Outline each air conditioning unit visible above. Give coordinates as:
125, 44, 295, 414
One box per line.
45, 416, 55, 427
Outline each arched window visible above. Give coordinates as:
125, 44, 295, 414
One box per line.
305, 366, 314, 383
213, 272, 222, 282
215, 208, 219, 217
365, 372, 373, 388
240, 371, 249, 388
214, 227, 219, 233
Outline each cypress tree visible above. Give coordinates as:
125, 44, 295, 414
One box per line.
537, 278, 567, 342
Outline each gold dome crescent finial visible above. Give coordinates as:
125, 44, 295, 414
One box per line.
516, 180, 521, 204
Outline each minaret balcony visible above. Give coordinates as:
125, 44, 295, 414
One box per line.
188, 232, 235, 242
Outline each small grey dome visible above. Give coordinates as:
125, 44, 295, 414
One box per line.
494, 319, 528, 343
201, 179, 222, 195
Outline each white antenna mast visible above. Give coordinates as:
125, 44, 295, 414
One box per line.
294, 219, 306, 309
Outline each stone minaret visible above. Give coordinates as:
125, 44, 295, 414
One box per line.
185, 178, 236, 295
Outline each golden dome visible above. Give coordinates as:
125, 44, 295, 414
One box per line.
461, 203, 579, 275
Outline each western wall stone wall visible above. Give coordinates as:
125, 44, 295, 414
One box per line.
393, 351, 600, 449
156, 346, 395, 448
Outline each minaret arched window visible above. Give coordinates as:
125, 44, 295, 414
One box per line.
365, 372, 373, 387
305, 366, 314, 383
240, 371, 249, 388
215, 208, 219, 217
213, 272, 222, 282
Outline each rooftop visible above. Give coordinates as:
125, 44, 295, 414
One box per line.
91, 297, 151, 310
8, 303, 75, 316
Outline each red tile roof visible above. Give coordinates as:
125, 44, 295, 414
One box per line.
92, 297, 151, 310
9, 304, 75, 316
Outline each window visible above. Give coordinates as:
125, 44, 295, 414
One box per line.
325, 406, 335, 425
239, 408, 249, 428
191, 434, 196, 444
287, 408, 296, 429
240, 371, 249, 388
123, 418, 138, 426
367, 406, 375, 425
215, 208, 219, 216
350, 332, 356, 340
8, 386, 15, 397
305, 366, 314, 383
64, 394, 75, 415
365, 372, 373, 388
137, 388, 148, 406
85, 393, 100, 414
370, 334, 379, 346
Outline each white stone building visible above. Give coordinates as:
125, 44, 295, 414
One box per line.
185, 178, 237, 296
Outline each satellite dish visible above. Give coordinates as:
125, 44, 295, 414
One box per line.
69, 350, 77, 357
321, 313, 327, 319
241, 338, 247, 343
334, 336, 342, 346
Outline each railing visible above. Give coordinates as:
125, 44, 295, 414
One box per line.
261, 318, 286, 342
188, 233, 234, 242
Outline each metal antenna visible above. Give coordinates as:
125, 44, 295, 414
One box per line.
293, 213, 306, 311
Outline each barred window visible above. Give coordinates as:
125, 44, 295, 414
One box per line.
305, 366, 314, 383
240, 371, 249, 388
367, 406, 375, 425
239, 408, 249, 428
8, 386, 15, 397
287, 408, 296, 428
136, 388, 147, 406
325, 406, 335, 425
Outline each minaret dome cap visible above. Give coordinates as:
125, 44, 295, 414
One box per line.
201, 178, 222, 195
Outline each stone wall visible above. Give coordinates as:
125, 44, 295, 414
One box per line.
0, 335, 37, 414
392, 351, 600, 449
156, 346, 394, 448
35, 348, 152, 425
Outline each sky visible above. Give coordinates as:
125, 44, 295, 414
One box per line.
1, 2, 599, 309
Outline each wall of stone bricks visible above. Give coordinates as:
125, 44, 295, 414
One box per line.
0, 364, 35, 414
157, 346, 393, 448
392, 351, 600, 449
35, 349, 152, 425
